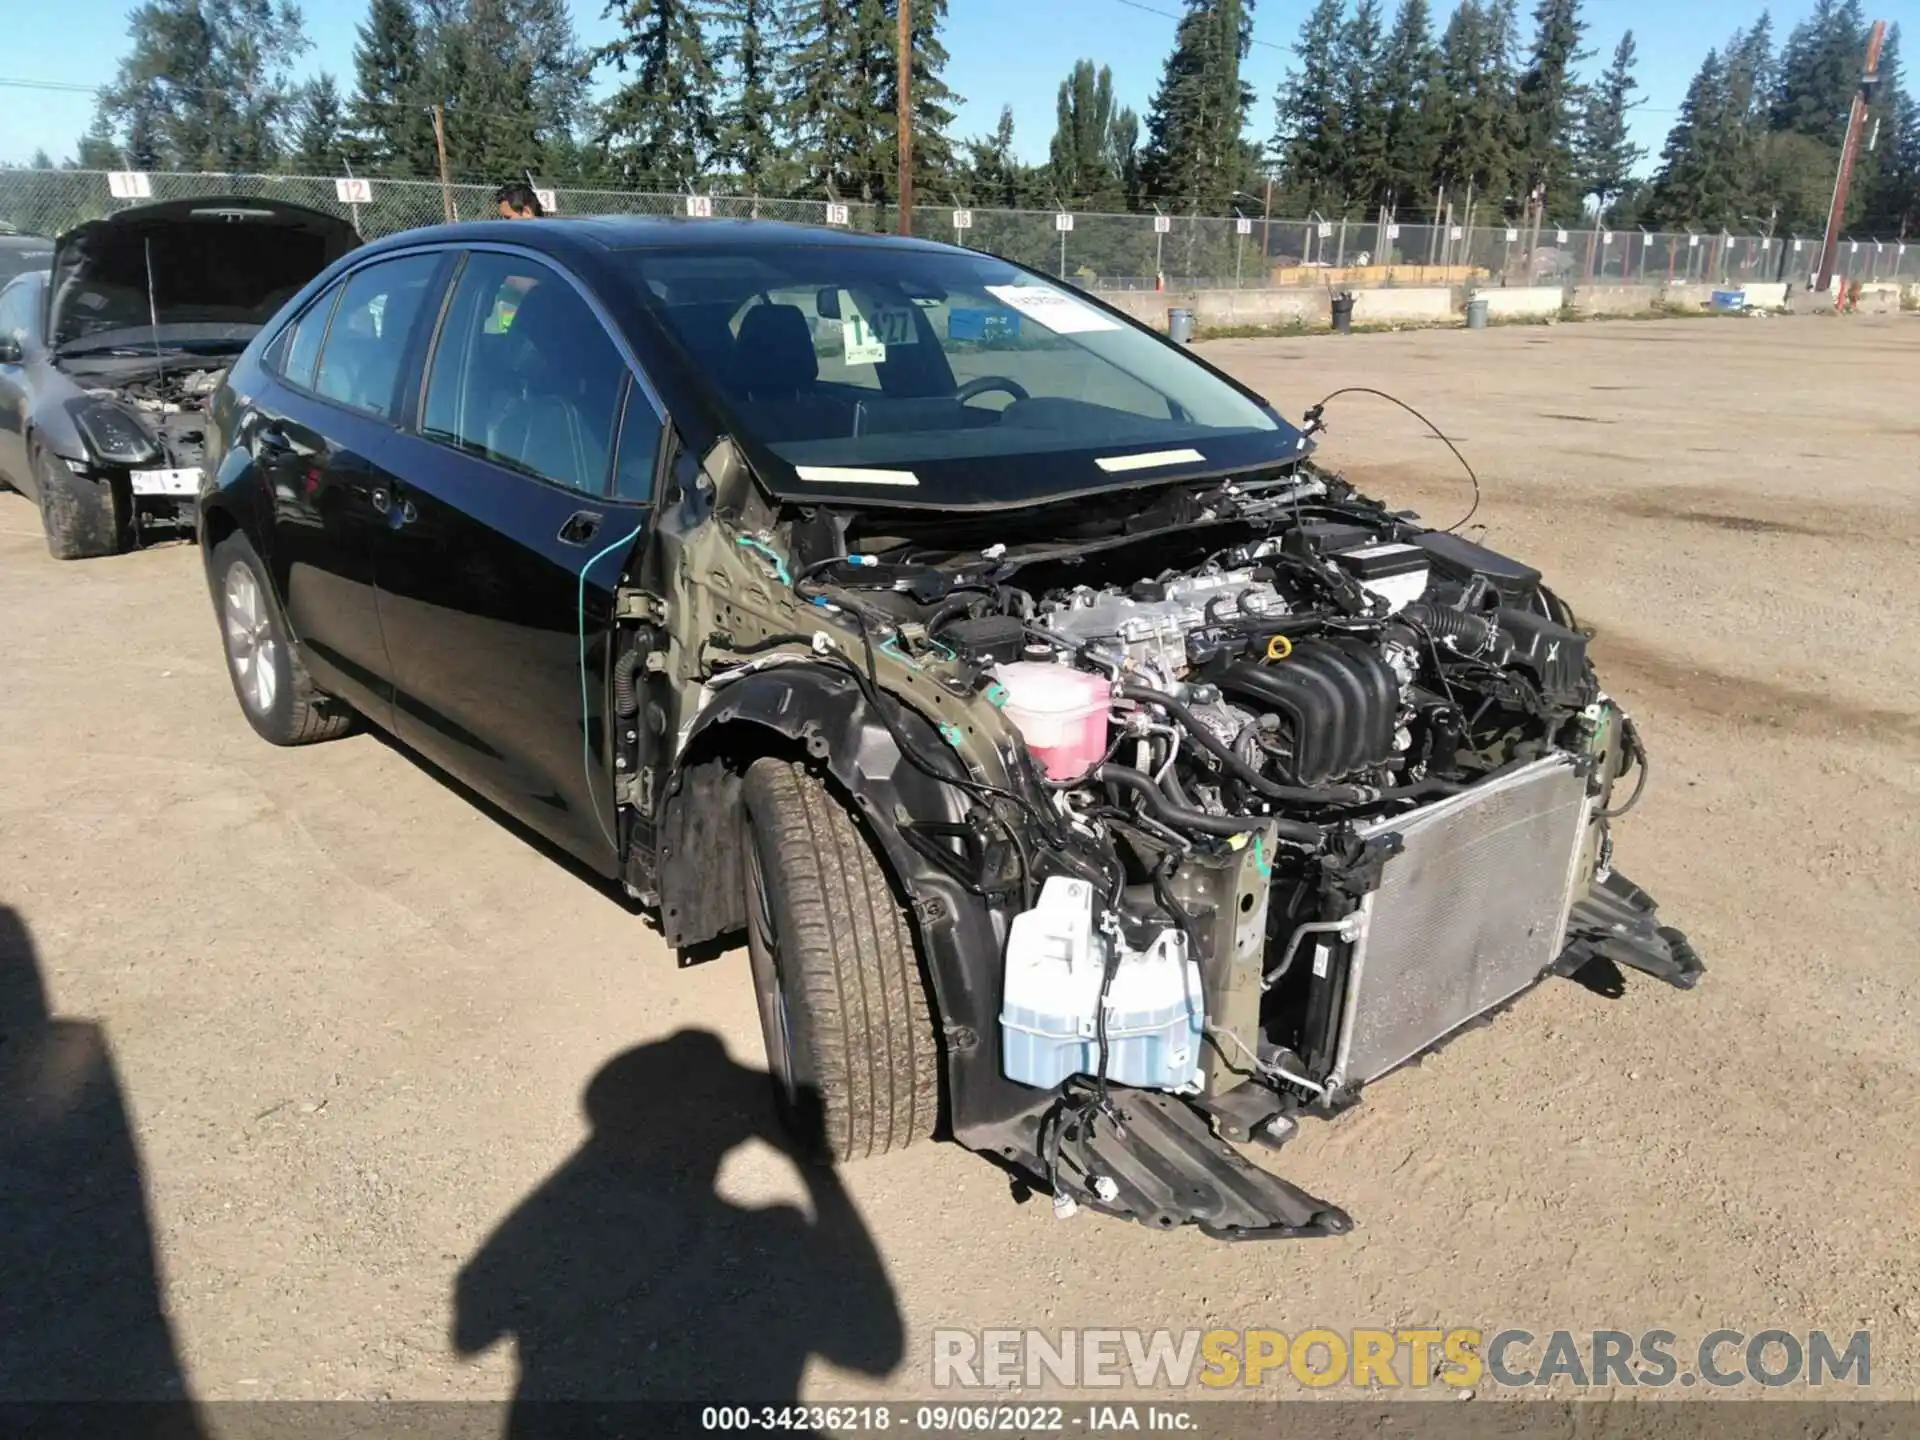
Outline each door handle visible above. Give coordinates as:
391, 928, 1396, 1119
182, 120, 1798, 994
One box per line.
557, 510, 603, 546
370, 487, 390, 515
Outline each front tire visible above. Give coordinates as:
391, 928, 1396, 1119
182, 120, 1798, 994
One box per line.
35, 448, 123, 560
740, 758, 940, 1161
210, 531, 353, 746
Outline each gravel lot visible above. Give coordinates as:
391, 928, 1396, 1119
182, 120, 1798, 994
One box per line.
2, 314, 1916, 1407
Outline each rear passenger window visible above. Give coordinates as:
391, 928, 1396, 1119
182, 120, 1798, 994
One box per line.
312, 253, 441, 419
423, 253, 627, 493
276, 288, 337, 390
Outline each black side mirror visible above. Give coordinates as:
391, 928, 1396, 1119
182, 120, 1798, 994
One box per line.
0, 337, 22, 365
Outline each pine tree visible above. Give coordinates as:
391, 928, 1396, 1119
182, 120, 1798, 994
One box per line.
1434, 1, 1518, 208
876, 0, 959, 201
1272, 0, 1347, 212
713, 0, 782, 190
1574, 30, 1642, 214
1107, 106, 1142, 211
781, 0, 870, 197
1773, 0, 1868, 145
93, 0, 311, 171
1379, 0, 1444, 210
349, 0, 438, 176
1050, 61, 1117, 205
1648, 48, 1741, 227
1337, 0, 1391, 211
595, 0, 721, 188
1141, 0, 1255, 215
292, 73, 346, 172
959, 105, 1027, 208
1513, 0, 1589, 220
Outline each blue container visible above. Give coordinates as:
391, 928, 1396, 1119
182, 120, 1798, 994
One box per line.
1710, 288, 1747, 311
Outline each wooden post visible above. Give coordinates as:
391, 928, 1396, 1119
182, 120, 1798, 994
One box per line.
1815, 21, 1887, 294
896, 0, 913, 234
430, 104, 455, 224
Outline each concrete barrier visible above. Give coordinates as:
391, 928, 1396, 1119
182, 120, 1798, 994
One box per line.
1571, 283, 1662, 316
1472, 286, 1563, 320
1659, 283, 1718, 312
1349, 288, 1455, 325
1740, 282, 1789, 310
1193, 287, 1330, 329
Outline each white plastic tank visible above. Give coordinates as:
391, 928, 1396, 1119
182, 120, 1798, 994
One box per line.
1001, 876, 1204, 1091
992, 663, 1111, 780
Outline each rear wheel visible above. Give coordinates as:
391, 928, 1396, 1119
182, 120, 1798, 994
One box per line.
210, 531, 353, 746
35, 448, 123, 560
740, 758, 940, 1161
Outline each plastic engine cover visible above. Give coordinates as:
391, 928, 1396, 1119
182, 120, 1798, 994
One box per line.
1001, 876, 1204, 1091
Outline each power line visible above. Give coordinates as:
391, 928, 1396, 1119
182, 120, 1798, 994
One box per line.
0, 77, 101, 95
1104, 0, 1292, 55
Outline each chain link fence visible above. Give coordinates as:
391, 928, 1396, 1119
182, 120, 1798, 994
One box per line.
3, 168, 1917, 290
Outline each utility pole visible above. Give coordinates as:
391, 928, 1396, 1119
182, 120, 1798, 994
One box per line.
1261, 171, 1273, 276
1815, 19, 1888, 294
896, 0, 914, 235
430, 104, 455, 224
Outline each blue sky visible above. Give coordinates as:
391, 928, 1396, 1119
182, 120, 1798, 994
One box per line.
2, 0, 1913, 177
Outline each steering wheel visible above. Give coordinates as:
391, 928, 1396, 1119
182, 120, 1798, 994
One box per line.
955, 375, 1030, 406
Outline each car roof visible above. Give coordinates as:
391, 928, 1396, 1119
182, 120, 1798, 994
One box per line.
354, 215, 960, 265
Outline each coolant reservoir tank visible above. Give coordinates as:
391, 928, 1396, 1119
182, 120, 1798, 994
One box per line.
991, 662, 1111, 780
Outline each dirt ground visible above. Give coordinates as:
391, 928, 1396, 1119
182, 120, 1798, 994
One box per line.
2, 314, 1916, 1407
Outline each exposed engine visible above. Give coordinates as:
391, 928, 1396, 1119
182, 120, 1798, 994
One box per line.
780, 461, 1649, 1149
74, 365, 225, 535
86, 366, 223, 472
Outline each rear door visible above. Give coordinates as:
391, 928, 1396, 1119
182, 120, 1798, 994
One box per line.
250, 250, 448, 724
375, 248, 664, 874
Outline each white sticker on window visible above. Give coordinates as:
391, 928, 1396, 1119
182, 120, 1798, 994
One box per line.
794, 465, 920, 487
984, 284, 1119, 334
841, 313, 886, 365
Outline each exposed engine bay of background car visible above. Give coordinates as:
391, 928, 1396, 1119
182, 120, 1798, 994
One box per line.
70, 363, 223, 533
758, 458, 1695, 1230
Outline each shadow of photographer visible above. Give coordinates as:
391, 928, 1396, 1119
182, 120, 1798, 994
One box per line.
454, 1029, 903, 1437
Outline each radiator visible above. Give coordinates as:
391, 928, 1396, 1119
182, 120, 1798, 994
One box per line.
1330, 755, 1592, 1087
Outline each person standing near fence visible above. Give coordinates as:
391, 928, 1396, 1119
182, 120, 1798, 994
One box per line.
494, 182, 545, 220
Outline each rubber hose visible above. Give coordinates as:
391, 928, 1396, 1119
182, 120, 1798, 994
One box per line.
1095, 764, 1325, 845
1112, 681, 1370, 804
1400, 602, 1510, 663
613, 645, 647, 717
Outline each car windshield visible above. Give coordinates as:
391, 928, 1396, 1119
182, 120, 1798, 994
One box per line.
621, 240, 1296, 503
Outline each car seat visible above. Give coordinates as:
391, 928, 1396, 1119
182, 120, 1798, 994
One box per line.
486, 282, 609, 490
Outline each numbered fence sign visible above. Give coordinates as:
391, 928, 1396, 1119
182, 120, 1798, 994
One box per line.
685, 194, 713, 218
1850, 240, 1859, 253
951, 209, 973, 230
1688, 234, 1700, 248
1055, 212, 1074, 232
1153, 214, 1172, 233
826, 202, 850, 226
1555, 228, 1568, 244
535, 188, 557, 214
1505, 228, 1519, 242
1601, 231, 1613, 246
1317, 221, 1333, 238
1386, 223, 1400, 238
1449, 225, 1462, 240
1235, 217, 1252, 235
334, 177, 373, 205
108, 171, 152, 200
1793, 239, 1804, 252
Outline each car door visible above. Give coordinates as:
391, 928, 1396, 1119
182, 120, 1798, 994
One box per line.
375, 248, 664, 874
250, 249, 449, 725
0, 274, 40, 487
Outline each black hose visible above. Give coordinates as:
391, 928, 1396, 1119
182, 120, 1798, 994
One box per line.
1599, 714, 1649, 818
1095, 764, 1325, 844
612, 645, 647, 717
1112, 681, 1371, 804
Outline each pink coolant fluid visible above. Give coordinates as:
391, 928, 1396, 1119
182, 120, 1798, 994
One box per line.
993, 662, 1112, 780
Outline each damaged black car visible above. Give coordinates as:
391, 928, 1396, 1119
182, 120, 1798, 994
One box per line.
0, 198, 357, 558
197, 218, 1702, 1238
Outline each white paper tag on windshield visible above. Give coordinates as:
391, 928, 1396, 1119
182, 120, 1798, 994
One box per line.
984, 284, 1119, 335
843, 300, 917, 363
842, 313, 886, 365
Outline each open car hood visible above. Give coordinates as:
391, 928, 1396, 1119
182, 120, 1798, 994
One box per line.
50, 197, 358, 354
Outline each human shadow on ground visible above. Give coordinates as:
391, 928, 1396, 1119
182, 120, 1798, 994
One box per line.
453, 1029, 903, 1438
0, 903, 202, 1431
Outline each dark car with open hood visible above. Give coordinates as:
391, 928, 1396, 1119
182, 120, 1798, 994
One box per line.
0, 198, 358, 558
195, 216, 1703, 1238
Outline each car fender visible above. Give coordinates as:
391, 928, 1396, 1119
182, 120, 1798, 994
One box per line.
657, 662, 1042, 1140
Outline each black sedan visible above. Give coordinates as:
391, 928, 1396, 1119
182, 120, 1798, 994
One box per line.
197, 216, 1693, 1237
0, 198, 356, 558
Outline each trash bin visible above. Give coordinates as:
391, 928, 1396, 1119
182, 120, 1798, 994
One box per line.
1167, 307, 1194, 344
1466, 296, 1490, 329
1330, 292, 1355, 335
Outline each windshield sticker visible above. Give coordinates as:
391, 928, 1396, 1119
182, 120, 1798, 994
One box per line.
1094, 448, 1207, 473
984, 283, 1121, 335
842, 299, 918, 364
794, 465, 921, 487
